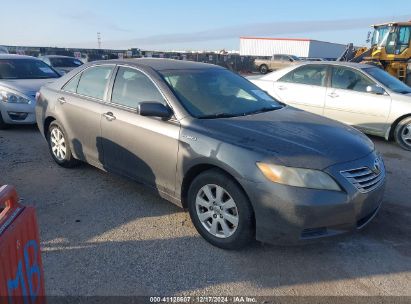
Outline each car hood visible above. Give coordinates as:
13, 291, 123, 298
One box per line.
0, 79, 56, 99
192, 107, 374, 170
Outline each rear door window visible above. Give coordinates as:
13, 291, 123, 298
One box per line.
279, 65, 328, 86
76, 65, 114, 99
62, 73, 82, 93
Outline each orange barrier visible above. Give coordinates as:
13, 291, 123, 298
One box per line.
0, 185, 45, 304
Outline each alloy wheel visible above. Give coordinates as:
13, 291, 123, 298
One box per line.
401, 123, 411, 148
195, 184, 239, 238
50, 127, 67, 161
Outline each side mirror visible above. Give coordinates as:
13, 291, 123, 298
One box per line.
137, 102, 172, 118
366, 85, 385, 95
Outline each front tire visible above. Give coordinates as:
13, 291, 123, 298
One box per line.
188, 169, 254, 250
47, 121, 79, 167
394, 117, 411, 151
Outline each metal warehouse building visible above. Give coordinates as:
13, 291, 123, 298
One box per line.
239, 37, 347, 59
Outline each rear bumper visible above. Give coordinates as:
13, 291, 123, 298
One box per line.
241, 151, 386, 244
0, 101, 36, 124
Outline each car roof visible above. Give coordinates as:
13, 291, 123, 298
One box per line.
88, 58, 223, 71
0, 54, 39, 60
260, 61, 376, 81
293, 61, 375, 69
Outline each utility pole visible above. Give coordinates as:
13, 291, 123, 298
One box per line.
97, 32, 102, 49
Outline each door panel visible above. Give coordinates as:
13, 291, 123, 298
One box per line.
273, 64, 328, 115
56, 65, 114, 165
324, 66, 392, 134
100, 66, 180, 195
100, 107, 180, 195
273, 82, 326, 115
55, 93, 103, 166
324, 88, 391, 134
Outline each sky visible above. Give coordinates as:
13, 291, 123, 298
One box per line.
0, 0, 410, 51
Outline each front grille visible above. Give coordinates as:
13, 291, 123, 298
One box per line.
340, 165, 385, 193
7, 112, 28, 121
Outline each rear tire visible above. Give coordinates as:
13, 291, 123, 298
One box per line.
394, 117, 411, 151
259, 64, 269, 74
47, 121, 79, 168
187, 169, 254, 250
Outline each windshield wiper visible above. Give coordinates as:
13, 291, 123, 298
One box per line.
197, 106, 282, 119
243, 106, 282, 116
198, 112, 238, 119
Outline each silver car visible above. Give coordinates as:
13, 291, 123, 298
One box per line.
36, 59, 385, 249
250, 62, 411, 150
0, 54, 60, 129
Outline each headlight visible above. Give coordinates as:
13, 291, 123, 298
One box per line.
0, 87, 31, 104
257, 162, 341, 191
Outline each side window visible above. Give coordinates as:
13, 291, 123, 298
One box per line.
331, 67, 374, 92
76, 65, 113, 99
273, 55, 280, 61
62, 73, 82, 93
398, 26, 410, 53
279, 65, 328, 86
111, 67, 165, 108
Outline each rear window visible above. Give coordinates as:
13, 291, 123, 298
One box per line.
0, 59, 60, 79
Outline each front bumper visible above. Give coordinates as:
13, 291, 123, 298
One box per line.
0, 101, 36, 125
242, 151, 386, 244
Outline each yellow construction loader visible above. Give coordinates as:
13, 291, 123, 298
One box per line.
339, 21, 411, 86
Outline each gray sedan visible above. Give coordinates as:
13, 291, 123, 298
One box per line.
0, 54, 60, 129
35, 59, 385, 249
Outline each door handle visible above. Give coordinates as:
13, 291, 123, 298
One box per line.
328, 92, 339, 98
103, 112, 116, 121
57, 97, 66, 104
277, 85, 287, 90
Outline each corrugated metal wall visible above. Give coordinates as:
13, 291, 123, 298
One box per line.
308, 41, 346, 58
240, 38, 347, 59
240, 38, 310, 57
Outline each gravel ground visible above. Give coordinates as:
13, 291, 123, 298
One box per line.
0, 125, 410, 297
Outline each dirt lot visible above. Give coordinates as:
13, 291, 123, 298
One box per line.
0, 125, 410, 297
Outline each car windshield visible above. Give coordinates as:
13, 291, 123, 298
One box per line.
290, 55, 301, 61
364, 67, 411, 94
160, 69, 282, 118
0, 59, 60, 79
49, 57, 83, 68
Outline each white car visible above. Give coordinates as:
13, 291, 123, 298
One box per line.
250, 62, 411, 150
